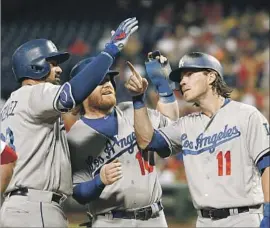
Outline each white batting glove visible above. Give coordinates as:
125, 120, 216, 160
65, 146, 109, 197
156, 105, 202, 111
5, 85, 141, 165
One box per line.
109, 17, 139, 51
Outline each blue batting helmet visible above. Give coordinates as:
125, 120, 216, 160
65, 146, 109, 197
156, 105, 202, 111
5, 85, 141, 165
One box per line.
12, 39, 70, 82
70, 57, 119, 89
169, 52, 223, 83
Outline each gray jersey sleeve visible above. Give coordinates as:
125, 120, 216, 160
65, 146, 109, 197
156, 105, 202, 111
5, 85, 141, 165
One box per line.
28, 83, 62, 119
117, 101, 172, 128
157, 117, 185, 155
147, 108, 173, 128
247, 110, 270, 164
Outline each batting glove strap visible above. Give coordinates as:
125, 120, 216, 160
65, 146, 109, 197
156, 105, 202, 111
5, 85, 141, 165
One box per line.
104, 43, 120, 59
159, 94, 176, 103
132, 94, 145, 109
157, 84, 174, 97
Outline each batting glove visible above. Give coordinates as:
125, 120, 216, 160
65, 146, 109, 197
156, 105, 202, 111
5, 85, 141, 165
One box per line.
107, 17, 138, 51
145, 51, 176, 98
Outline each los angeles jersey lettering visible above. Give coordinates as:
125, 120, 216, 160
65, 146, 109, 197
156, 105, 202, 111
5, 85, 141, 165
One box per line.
158, 100, 269, 209
67, 102, 171, 214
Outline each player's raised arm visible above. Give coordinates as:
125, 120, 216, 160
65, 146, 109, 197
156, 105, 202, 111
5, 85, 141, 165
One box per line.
24, 17, 138, 118
145, 51, 179, 121
59, 17, 138, 109
125, 61, 175, 158
124, 61, 153, 149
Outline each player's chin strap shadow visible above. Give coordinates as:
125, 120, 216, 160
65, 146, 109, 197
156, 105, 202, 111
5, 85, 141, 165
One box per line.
79, 212, 93, 228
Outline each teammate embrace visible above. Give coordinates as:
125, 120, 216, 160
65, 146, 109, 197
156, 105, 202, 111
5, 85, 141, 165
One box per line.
1, 16, 269, 228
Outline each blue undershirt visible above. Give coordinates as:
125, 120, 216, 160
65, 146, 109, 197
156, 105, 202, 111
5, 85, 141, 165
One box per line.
80, 109, 118, 139
72, 109, 118, 204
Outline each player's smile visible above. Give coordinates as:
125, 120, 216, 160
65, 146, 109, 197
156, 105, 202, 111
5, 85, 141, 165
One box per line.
101, 88, 114, 96
102, 90, 113, 95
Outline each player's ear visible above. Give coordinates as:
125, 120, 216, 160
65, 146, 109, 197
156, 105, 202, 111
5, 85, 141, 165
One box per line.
207, 71, 216, 85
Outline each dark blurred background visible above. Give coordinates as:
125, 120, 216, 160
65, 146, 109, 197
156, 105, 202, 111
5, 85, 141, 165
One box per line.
1, 0, 269, 226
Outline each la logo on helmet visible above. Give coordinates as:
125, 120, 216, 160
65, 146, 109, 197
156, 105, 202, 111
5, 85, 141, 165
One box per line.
179, 58, 185, 67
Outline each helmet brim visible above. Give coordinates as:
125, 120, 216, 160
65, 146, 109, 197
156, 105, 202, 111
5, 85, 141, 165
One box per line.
169, 68, 183, 83
169, 66, 210, 83
46, 51, 70, 64
107, 70, 119, 77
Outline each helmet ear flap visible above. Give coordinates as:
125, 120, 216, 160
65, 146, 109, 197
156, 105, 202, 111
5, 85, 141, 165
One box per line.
22, 59, 51, 81
29, 59, 51, 75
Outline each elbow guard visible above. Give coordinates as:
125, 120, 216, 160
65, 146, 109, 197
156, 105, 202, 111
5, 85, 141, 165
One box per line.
55, 82, 76, 112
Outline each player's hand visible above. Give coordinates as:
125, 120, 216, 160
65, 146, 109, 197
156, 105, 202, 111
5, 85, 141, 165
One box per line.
100, 159, 122, 185
147, 51, 168, 65
146, 50, 171, 80
125, 61, 148, 96
145, 50, 177, 95
108, 17, 139, 51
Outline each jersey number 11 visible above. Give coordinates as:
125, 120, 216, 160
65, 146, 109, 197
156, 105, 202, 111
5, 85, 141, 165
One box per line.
216, 150, 231, 176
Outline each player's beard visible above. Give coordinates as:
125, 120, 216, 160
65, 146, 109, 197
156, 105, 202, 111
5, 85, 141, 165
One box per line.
46, 78, 61, 85
45, 74, 61, 85
87, 91, 117, 112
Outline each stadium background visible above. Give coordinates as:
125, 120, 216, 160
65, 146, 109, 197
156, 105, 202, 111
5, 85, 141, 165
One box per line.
1, 0, 269, 227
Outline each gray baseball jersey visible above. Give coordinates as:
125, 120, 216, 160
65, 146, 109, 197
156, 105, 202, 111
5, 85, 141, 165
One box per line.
67, 102, 171, 215
0, 83, 72, 195
158, 100, 269, 209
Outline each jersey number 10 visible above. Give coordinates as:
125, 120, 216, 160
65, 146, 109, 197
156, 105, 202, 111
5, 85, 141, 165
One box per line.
216, 150, 231, 176
136, 151, 154, 175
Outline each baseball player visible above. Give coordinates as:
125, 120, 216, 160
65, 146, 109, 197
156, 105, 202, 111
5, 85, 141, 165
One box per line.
0, 17, 138, 228
128, 52, 270, 227
65, 52, 178, 227
1, 140, 18, 194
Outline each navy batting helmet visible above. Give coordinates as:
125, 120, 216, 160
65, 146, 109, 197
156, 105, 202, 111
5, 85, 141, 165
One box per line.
12, 39, 70, 82
169, 52, 223, 83
70, 57, 119, 89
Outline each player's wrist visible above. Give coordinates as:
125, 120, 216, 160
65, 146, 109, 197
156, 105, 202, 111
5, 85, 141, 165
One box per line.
95, 174, 106, 189
103, 43, 120, 59
132, 94, 145, 109
156, 83, 173, 98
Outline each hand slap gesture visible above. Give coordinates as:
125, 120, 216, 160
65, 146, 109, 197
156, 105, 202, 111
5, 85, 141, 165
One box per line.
125, 61, 148, 96
110, 17, 139, 51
